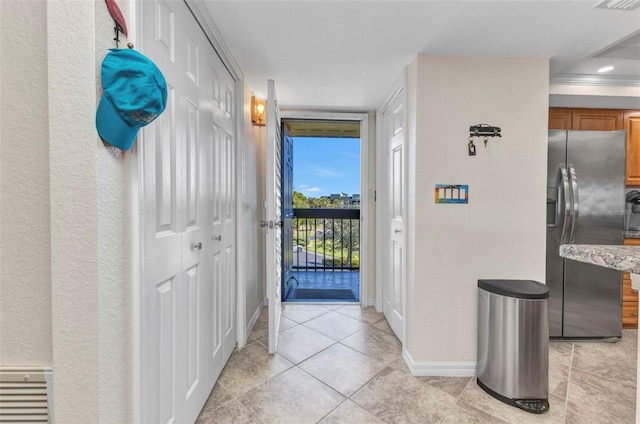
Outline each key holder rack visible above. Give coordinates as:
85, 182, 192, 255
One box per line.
468, 124, 501, 156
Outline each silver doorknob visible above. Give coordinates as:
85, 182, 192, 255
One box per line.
214, 235, 222, 241
394, 229, 402, 234
192, 242, 202, 250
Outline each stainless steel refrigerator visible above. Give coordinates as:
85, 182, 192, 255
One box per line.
546, 130, 626, 339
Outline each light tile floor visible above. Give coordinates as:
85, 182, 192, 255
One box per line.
196, 304, 637, 424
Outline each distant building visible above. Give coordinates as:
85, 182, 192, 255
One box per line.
317, 193, 360, 207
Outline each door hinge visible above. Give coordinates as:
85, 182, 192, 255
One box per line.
374, 190, 377, 202
260, 220, 283, 229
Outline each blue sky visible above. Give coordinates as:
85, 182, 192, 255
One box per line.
293, 137, 360, 197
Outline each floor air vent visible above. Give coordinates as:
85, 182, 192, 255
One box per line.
596, 0, 640, 10
0, 367, 53, 423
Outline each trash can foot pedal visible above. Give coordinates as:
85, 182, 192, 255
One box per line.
514, 399, 550, 414
478, 378, 549, 414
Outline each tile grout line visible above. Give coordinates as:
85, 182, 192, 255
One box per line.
291, 317, 401, 422
435, 381, 465, 424
563, 342, 575, 422
204, 378, 265, 424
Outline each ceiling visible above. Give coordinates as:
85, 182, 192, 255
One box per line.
285, 120, 360, 138
203, 1, 640, 110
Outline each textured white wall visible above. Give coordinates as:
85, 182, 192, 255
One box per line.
0, 0, 52, 366
0, 1, 133, 420
47, 0, 104, 420
405, 55, 549, 365
95, 0, 135, 422
48, 0, 101, 421
0, 7, 2, 352
243, 84, 266, 329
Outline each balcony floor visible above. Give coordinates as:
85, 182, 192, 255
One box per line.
284, 270, 360, 303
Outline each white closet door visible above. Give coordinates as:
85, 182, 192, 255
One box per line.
382, 88, 405, 342
206, 12, 237, 387
139, 1, 236, 422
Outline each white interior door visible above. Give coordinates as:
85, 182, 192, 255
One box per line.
266, 80, 282, 354
382, 88, 405, 342
139, 1, 236, 422
207, 25, 237, 385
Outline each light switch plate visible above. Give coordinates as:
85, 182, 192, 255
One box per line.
435, 184, 468, 204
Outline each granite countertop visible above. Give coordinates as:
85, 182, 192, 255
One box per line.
559, 244, 640, 274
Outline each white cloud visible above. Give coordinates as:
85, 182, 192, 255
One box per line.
296, 184, 322, 193
311, 167, 342, 178
335, 149, 360, 160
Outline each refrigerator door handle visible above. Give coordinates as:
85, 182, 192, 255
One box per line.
568, 164, 579, 243
558, 164, 572, 245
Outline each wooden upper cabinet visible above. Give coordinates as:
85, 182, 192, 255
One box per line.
624, 238, 640, 246
548, 108, 572, 130
571, 108, 624, 131
626, 110, 640, 186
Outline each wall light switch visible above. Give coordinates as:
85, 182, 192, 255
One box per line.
435, 184, 468, 204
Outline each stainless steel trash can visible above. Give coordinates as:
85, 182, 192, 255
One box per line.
477, 279, 550, 414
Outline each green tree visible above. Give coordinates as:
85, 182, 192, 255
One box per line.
313, 219, 360, 267
292, 191, 360, 267
293, 190, 308, 208
309, 196, 331, 208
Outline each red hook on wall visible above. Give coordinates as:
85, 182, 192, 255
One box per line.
105, 0, 128, 48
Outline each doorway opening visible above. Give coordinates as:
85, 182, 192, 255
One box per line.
282, 119, 361, 303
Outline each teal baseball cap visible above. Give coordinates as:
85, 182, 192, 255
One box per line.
96, 48, 167, 151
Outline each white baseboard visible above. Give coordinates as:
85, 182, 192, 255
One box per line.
245, 301, 264, 345
403, 350, 477, 377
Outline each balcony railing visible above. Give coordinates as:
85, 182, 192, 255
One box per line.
293, 208, 360, 271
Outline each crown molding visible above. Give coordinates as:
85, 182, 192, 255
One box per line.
550, 74, 640, 87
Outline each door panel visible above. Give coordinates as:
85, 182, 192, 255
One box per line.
210, 249, 223, 378
571, 108, 624, 131
566, 131, 625, 244
382, 88, 405, 342
184, 264, 200, 400
141, 37, 181, 421
216, 89, 237, 365
156, 277, 176, 424
562, 131, 625, 338
223, 245, 235, 362
563, 261, 622, 337
266, 80, 282, 353
179, 19, 208, 423
625, 112, 640, 186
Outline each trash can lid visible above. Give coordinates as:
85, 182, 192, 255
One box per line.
478, 279, 549, 299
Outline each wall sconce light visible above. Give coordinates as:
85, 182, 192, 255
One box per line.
251, 96, 266, 126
